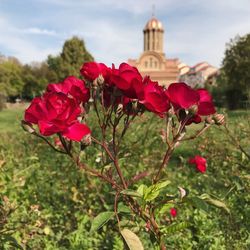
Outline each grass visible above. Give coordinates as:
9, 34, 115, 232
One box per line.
0, 106, 25, 133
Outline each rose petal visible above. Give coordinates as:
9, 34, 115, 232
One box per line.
62, 123, 91, 142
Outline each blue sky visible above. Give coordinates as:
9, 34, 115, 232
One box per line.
0, 0, 249, 67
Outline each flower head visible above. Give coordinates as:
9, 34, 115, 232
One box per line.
188, 155, 207, 173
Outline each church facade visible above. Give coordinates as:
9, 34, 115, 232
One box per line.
128, 17, 180, 86
128, 17, 219, 88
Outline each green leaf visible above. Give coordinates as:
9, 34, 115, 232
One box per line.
1, 235, 23, 250
161, 222, 190, 235
137, 184, 147, 196
121, 228, 144, 250
143, 180, 171, 202
90, 211, 114, 232
118, 203, 131, 214
120, 189, 142, 198
200, 194, 230, 213
186, 197, 209, 213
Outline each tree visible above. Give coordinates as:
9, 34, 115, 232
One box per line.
0, 58, 24, 100
219, 34, 250, 109
47, 36, 94, 81
21, 63, 53, 99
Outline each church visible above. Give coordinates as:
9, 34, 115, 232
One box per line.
128, 16, 219, 87
128, 16, 180, 86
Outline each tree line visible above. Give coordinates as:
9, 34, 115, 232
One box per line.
0, 36, 93, 102
0, 34, 249, 109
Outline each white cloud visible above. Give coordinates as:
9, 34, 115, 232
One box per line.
22, 27, 57, 36
0, 16, 60, 63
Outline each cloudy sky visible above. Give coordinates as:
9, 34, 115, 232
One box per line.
0, 0, 249, 67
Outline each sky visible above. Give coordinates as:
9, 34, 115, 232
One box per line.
0, 0, 249, 68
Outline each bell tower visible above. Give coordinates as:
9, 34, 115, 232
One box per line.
143, 16, 164, 54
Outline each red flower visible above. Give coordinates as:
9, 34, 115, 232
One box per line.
196, 89, 216, 116
170, 208, 177, 217
140, 77, 170, 117
166, 82, 199, 110
188, 155, 207, 173
24, 92, 91, 141
47, 76, 90, 104
80, 62, 109, 81
111, 63, 144, 99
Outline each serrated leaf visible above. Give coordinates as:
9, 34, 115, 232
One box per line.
90, 211, 114, 232
161, 222, 190, 235
120, 189, 142, 198
121, 228, 144, 250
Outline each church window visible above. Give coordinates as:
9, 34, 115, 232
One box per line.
145, 61, 148, 68
150, 57, 153, 67
155, 61, 157, 68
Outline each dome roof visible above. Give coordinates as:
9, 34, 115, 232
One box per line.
144, 17, 164, 31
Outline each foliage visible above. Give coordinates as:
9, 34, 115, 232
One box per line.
0, 58, 24, 99
218, 34, 250, 109
0, 107, 249, 249
47, 36, 94, 81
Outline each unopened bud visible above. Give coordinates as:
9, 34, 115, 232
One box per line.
145, 221, 151, 232
115, 104, 123, 117
97, 74, 104, 87
213, 114, 225, 125
205, 116, 215, 125
167, 107, 175, 117
81, 134, 92, 146
21, 120, 35, 134
188, 105, 198, 115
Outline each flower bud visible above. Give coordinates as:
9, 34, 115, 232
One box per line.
81, 133, 92, 146
21, 120, 35, 134
97, 74, 105, 87
205, 115, 215, 125
213, 114, 225, 125
170, 207, 177, 218
188, 104, 198, 115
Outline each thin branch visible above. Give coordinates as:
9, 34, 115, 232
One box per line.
34, 132, 67, 155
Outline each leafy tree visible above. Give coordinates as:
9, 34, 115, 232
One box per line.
47, 36, 94, 81
219, 34, 250, 109
0, 58, 24, 100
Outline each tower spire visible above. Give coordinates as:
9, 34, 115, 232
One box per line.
152, 4, 155, 17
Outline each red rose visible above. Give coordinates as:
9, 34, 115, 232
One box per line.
170, 208, 177, 217
166, 82, 199, 110
196, 89, 216, 116
188, 155, 207, 173
24, 92, 91, 141
47, 76, 90, 104
80, 62, 109, 81
111, 63, 144, 99
140, 77, 170, 117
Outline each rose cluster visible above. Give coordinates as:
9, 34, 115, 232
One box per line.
24, 76, 91, 141
24, 61, 216, 143
81, 62, 216, 120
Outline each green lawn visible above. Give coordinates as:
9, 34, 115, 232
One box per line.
0, 106, 25, 133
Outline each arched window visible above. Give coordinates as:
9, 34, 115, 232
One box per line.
150, 57, 153, 67
154, 61, 158, 68
145, 61, 148, 68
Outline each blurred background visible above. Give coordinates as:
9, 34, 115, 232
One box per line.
0, 1, 249, 249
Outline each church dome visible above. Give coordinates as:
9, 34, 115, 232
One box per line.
144, 17, 164, 31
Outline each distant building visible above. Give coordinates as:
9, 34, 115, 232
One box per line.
128, 16, 180, 86
128, 16, 219, 87
179, 62, 219, 88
